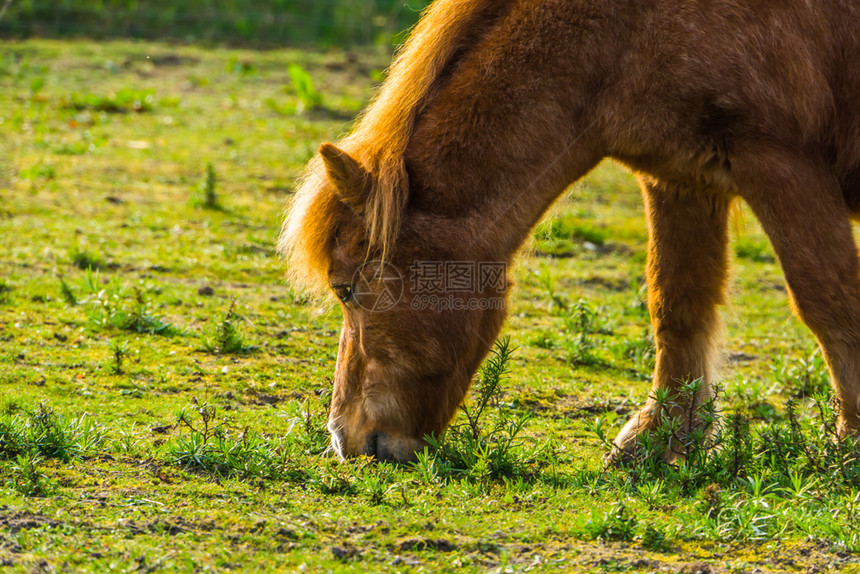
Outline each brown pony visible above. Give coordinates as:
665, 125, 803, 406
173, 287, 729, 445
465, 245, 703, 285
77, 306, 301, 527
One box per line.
279, 0, 860, 462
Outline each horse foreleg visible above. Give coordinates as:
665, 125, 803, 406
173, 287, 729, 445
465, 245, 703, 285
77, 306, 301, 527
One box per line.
609, 178, 731, 463
738, 152, 860, 437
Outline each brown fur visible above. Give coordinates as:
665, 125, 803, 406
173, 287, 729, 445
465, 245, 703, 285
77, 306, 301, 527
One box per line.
280, 0, 860, 461
278, 0, 512, 295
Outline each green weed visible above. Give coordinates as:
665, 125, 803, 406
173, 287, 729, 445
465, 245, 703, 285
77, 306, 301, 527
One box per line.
734, 236, 775, 263
0, 404, 105, 464
108, 339, 129, 375
575, 502, 638, 542
576, 389, 860, 547
19, 161, 56, 180
604, 389, 860, 505
619, 331, 656, 380
69, 247, 106, 271
29, 76, 45, 98
63, 89, 155, 114
0, 279, 11, 304
0, 413, 27, 458
561, 299, 611, 367
112, 423, 144, 456
726, 375, 778, 420
164, 398, 325, 481
535, 272, 614, 366
191, 162, 221, 210
424, 339, 553, 483
226, 56, 256, 76
536, 266, 567, 311
203, 301, 251, 354
6, 452, 55, 497
771, 347, 830, 398
111, 289, 177, 335
81, 270, 179, 336
528, 330, 558, 349
288, 64, 323, 113
637, 523, 669, 551
58, 275, 78, 305
282, 396, 331, 456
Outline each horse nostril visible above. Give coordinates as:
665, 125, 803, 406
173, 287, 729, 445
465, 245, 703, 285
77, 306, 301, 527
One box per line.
364, 432, 380, 458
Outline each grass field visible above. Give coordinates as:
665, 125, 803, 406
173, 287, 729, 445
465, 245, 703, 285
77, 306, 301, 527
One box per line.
2, 39, 860, 573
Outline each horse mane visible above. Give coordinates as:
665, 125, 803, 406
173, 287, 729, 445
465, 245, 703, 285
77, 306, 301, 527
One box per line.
279, 0, 510, 295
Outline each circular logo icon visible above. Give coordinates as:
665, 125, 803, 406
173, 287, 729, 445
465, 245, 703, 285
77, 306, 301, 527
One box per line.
352, 260, 404, 312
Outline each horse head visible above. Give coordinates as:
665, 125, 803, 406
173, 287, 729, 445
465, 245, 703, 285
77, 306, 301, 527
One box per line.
283, 142, 508, 462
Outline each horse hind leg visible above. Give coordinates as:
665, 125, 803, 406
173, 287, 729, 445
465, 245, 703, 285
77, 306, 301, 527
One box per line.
738, 152, 860, 437
608, 177, 732, 464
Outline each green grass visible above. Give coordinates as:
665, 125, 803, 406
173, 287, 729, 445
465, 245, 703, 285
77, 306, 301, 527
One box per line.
1, 38, 859, 573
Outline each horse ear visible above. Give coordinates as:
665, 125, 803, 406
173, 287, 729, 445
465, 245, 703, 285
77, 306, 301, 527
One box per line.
319, 143, 369, 212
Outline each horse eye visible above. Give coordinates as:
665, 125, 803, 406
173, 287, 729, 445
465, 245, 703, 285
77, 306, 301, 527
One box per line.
332, 284, 353, 304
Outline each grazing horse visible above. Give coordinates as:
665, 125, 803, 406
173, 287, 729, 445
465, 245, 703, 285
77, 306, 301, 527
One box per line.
279, 0, 860, 462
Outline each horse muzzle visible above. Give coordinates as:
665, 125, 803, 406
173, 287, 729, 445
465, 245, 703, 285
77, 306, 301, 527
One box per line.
329, 422, 424, 463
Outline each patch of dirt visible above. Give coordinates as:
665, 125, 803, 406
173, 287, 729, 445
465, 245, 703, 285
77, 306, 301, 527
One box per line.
328, 529, 858, 574
675, 562, 720, 574
331, 543, 361, 560
570, 400, 632, 418
560, 395, 632, 418
248, 391, 282, 406
122, 517, 216, 536
147, 54, 200, 67
513, 390, 633, 418
502, 540, 860, 573
0, 511, 62, 533
728, 352, 758, 363
577, 276, 631, 292
0, 536, 23, 555
396, 538, 457, 552
533, 242, 631, 259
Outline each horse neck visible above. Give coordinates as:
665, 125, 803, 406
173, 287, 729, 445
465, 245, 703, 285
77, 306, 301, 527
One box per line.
404, 107, 605, 265
394, 0, 645, 264
396, 0, 639, 264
